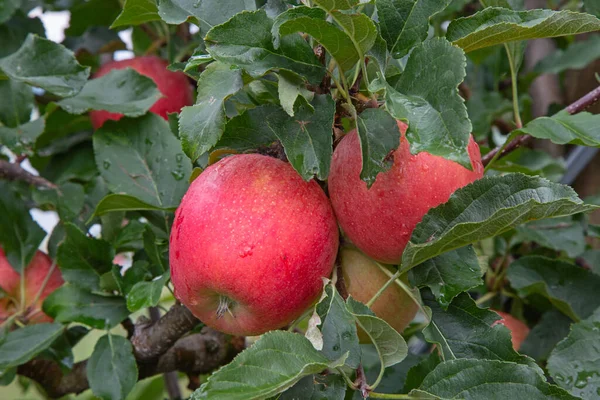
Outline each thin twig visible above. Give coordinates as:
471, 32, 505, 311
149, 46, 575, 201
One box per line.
0, 160, 57, 189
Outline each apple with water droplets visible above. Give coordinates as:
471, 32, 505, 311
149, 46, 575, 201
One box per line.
0, 248, 63, 324
329, 121, 484, 264
89, 56, 194, 129
169, 154, 339, 336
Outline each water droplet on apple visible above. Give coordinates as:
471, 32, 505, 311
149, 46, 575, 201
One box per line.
239, 246, 253, 258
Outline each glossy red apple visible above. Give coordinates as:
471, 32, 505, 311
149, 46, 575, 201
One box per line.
329, 121, 484, 264
0, 248, 63, 324
492, 310, 530, 350
340, 247, 418, 341
169, 154, 339, 336
89, 55, 194, 129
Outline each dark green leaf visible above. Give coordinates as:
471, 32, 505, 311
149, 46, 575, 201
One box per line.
346, 297, 408, 368
0, 323, 63, 370
580, 250, 600, 276
65, 0, 121, 36
57, 223, 113, 291
404, 352, 442, 393
0, 118, 45, 156
179, 62, 243, 161
410, 246, 482, 309
520, 309, 572, 363
93, 194, 173, 218
111, 0, 160, 28
277, 71, 314, 117
490, 148, 566, 182
0, 181, 45, 273
215, 104, 279, 151
535, 35, 600, 74
401, 174, 598, 271
33, 182, 85, 221
57, 68, 162, 117
43, 285, 129, 329
547, 308, 600, 399
514, 217, 585, 258
113, 220, 146, 251
40, 142, 99, 184
192, 331, 347, 400
158, 0, 256, 27
515, 111, 600, 148
377, 0, 452, 58
0, 13, 45, 59
422, 291, 537, 367
0, 34, 90, 97
385, 38, 472, 169
356, 107, 400, 187
416, 359, 578, 399
278, 374, 346, 400
205, 10, 325, 84
113, 260, 153, 295
447, 8, 600, 53
586, 0, 600, 18
506, 256, 600, 321
316, 285, 361, 368
87, 334, 138, 400
143, 226, 167, 274
94, 114, 192, 209
126, 271, 169, 312
0, 79, 33, 128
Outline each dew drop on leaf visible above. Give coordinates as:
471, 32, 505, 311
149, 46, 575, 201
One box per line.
103, 160, 111, 169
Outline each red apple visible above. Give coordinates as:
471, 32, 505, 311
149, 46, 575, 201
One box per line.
329, 121, 484, 264
492, 310, 530, 350
89, 55, 194, 129
340, 247, 418, 341
0, 248, 63, 324
169, 154, 339, 336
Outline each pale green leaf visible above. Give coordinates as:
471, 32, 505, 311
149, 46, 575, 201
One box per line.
87, 335, 138, 400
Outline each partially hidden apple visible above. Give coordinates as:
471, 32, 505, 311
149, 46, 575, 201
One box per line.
492, 310, 530, 350
340, 247, 418, 341
329, 121, 484, 264
89, 55, 194, 129
0, 248, 63, 324
169, 154, 339, 336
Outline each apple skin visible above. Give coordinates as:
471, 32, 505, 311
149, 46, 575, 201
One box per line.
89, 56, 194, 129
169, 154, 339, 336
492, 310, 530, 351
329, 121, 484, 264
0, 248, 63, 324
340, 247, 418, 341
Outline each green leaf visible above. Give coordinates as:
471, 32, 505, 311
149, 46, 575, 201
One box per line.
0, 79, 33, 128
93, 194, 172, 218
385, 38, 472, 169
580, 250, 600, 276
547, 308, 600, 399
0, 182, 45, 273
205, 10, 325, 85
215, 105, 279, 151
143, 226, 167, 274
401, 174, 598, 271
410, 246, 482, 309
57, 68, 162, 117
113, 260, 154, 295
586, 0, 600, 18
506, 256, 600, 321
158, 0, 256, 27
416, 359, 578, 399
192, 331, 348, 400
520, 309, 572, 363
534, 35, 600, 74
277, 71, 314, 117
87, 334, 138, 400
513, 217, 585, 258
0, 0, 20, 24
111, 0, 160, 28
278, 374, 346, 400
514, 111, 600, 148
346, 297, 408, 368
0, 323, 63, 370
356, 107, 401, 187
422, 291, 537, 367
316, 285, 361, 368
490, 148, 566, 182
126, 271, 170, 312
40, 142, 99, 184
65, 0, 122, 36
32, 182, 85, 221
377, 0, 452, 58
311, 0, 358, 11
0, 34, 90, 97
0, 13, 45, 59
94, 114, 192, 209
179, 62, 243, 161
56, 223, 114, 291
0, 118, 45, 156
404, 352, 442, 393
43, 285, 129, 329
447, 8, 600, 53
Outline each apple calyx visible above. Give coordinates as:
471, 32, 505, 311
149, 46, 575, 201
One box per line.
216, 295, 236, 319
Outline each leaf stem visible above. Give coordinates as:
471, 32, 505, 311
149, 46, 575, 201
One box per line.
474, 291, 497, 305
369, 392, 421, 399
506, 44, 523, 129
366, 268, 402, 308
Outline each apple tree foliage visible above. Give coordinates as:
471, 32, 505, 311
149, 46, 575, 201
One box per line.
1, 0, 600, 399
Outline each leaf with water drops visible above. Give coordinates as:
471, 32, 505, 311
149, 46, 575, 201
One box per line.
93, 114, 192, 210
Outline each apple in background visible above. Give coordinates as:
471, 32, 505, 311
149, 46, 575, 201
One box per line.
89, 55, 194, 129
169, 154, 339, 336
329, 121, 484, 264
340, 247, 418, 341
0, 248, 63, 324
492, 310, 530, 350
